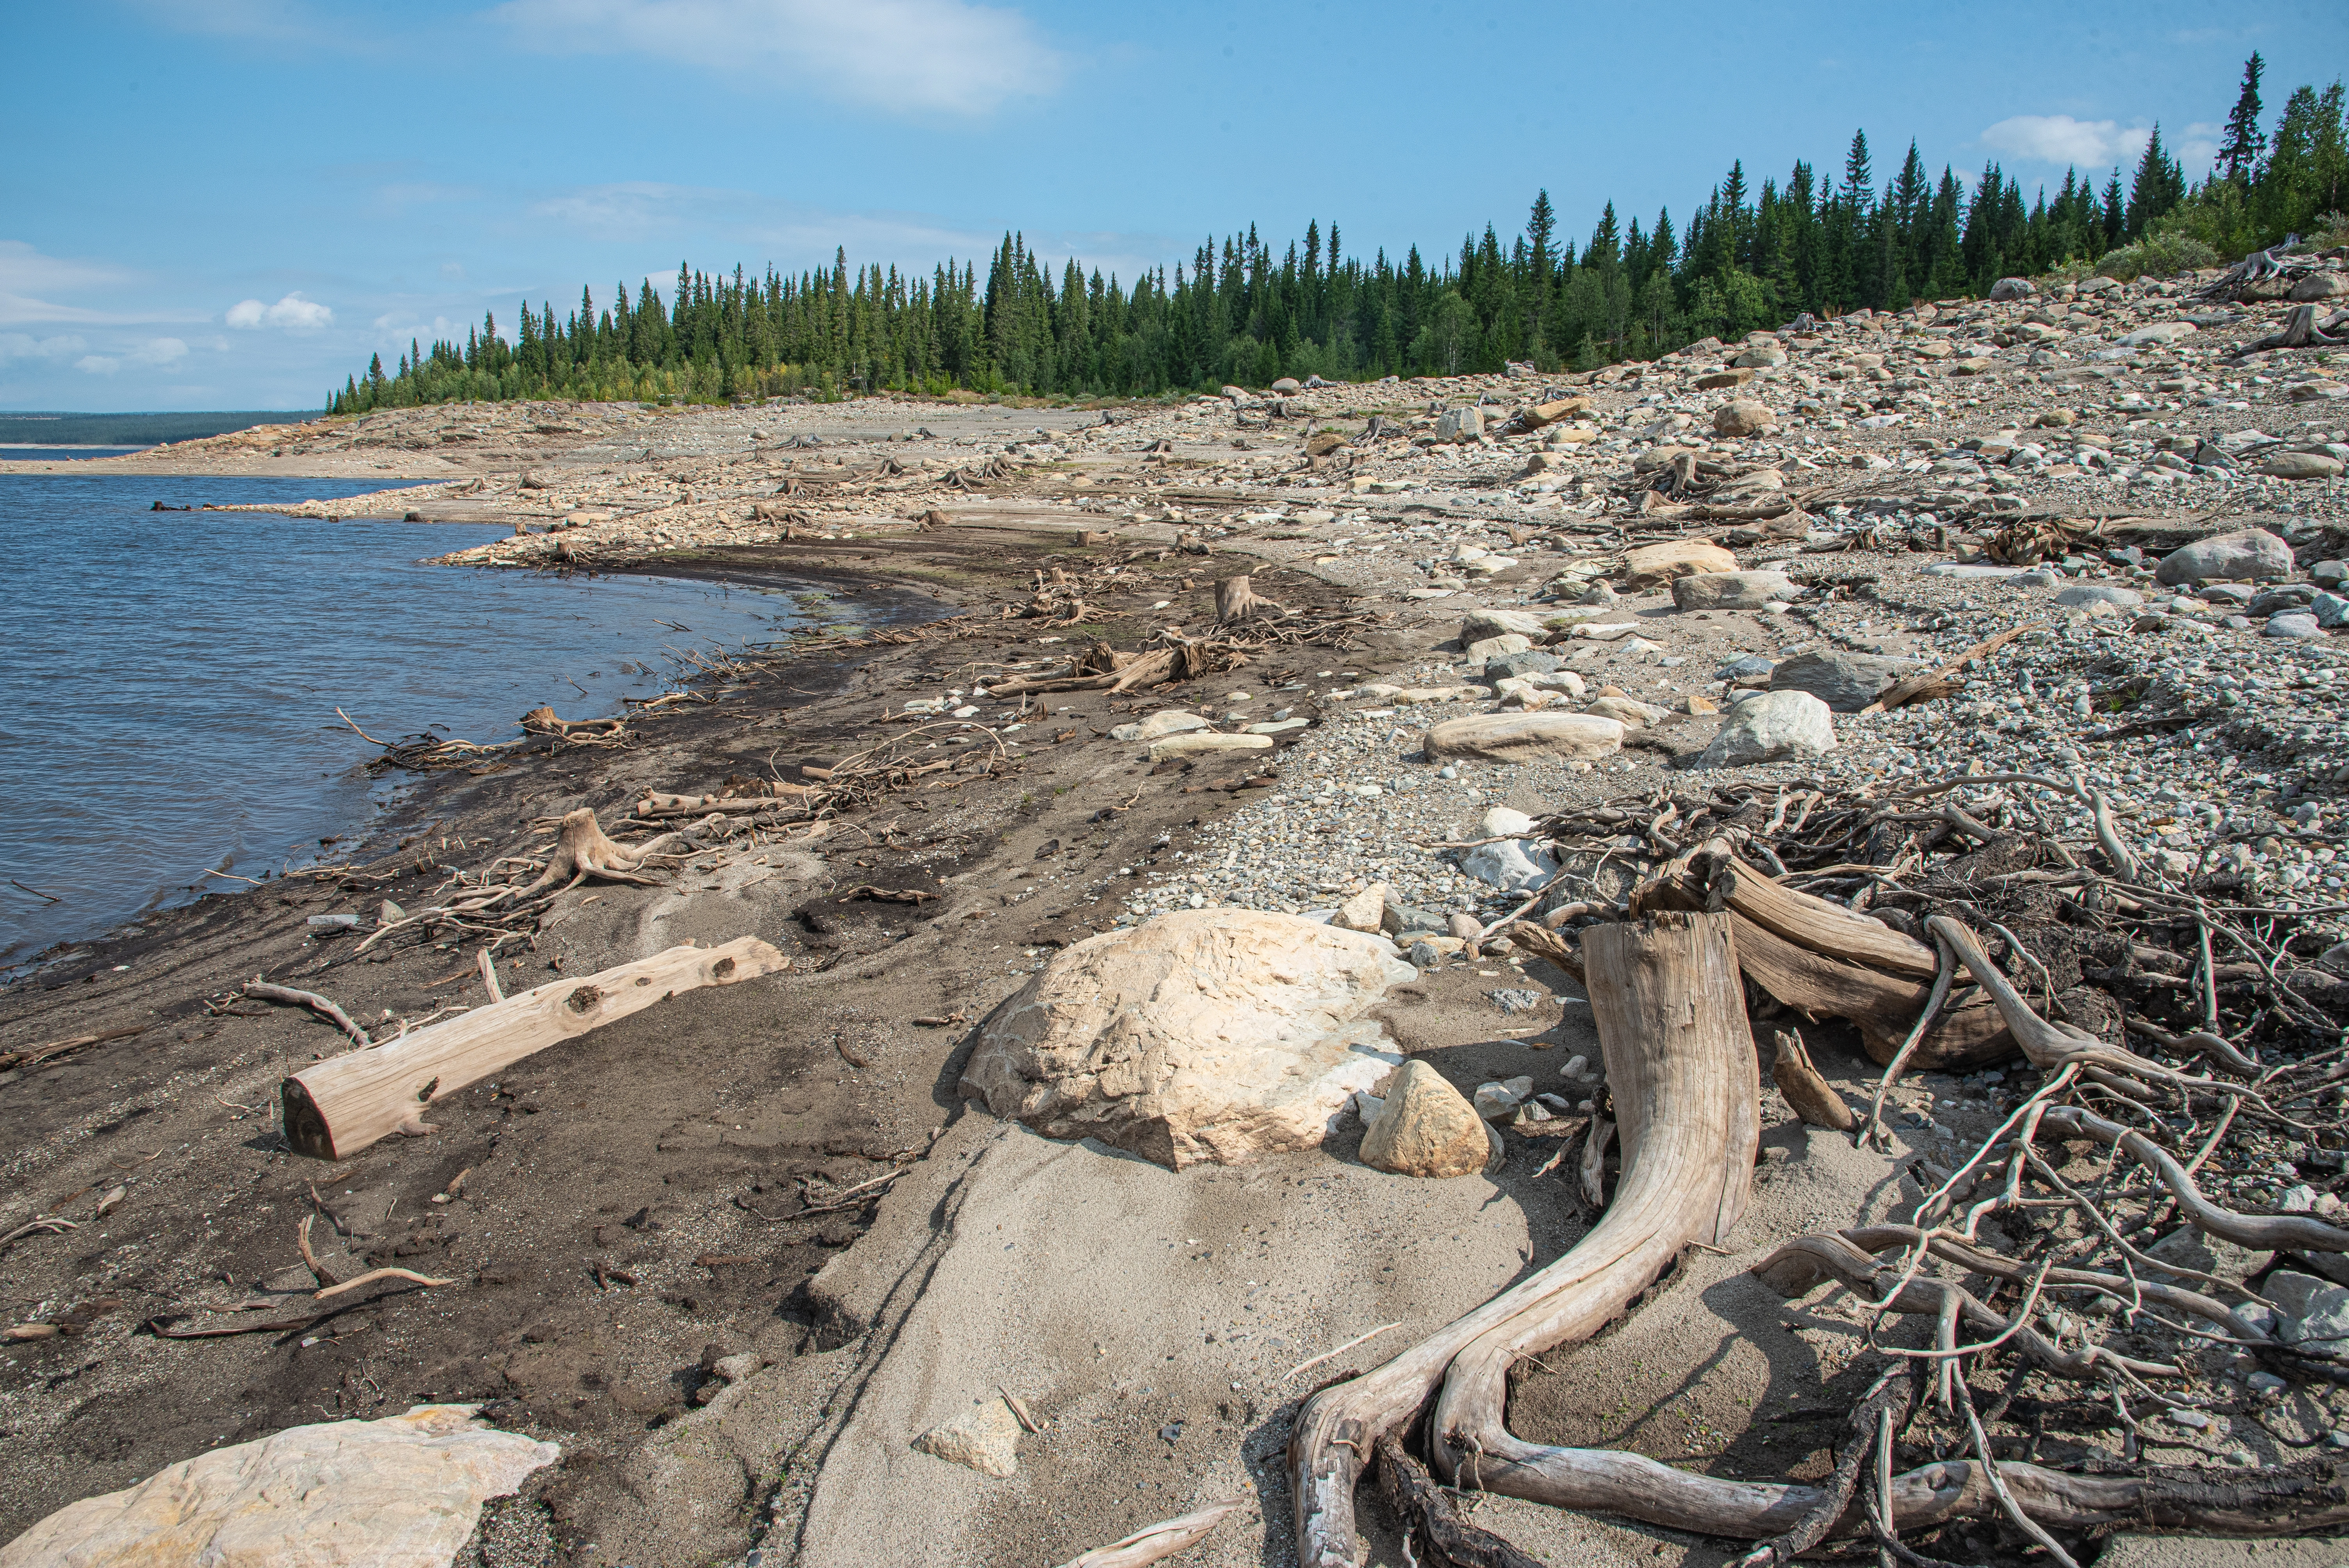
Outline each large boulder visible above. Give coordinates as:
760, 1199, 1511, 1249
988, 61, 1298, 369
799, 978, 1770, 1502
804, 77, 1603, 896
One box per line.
0, 1405, 558, 1568
1359, 1060, 1490, 1178
2156, 527, 2294, 584
1713, 399, 1776, 437
1672, 570, 1795, 611
1420, 712, 1625, 764
2261, 451, 2346, 479
959, 911, 1412, 1168
1622, 538, 1738, 589
1699, 690, 1837, 766
1769, 649, 1911, 711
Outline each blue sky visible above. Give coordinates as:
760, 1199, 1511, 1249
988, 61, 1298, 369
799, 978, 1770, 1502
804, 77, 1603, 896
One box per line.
4, 0, 2338, 412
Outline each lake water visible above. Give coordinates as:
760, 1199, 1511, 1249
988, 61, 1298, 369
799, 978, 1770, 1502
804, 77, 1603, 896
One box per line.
0, 447, 148, 461
0, 476, 844, 966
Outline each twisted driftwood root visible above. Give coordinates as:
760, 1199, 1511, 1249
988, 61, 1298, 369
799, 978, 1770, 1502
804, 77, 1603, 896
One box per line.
1215, 574, 1288, 622
1771, 1028, 1855, 1131
1289, 910, 1759, 1565
512, 807, 681, 899
520, 704, 626, 740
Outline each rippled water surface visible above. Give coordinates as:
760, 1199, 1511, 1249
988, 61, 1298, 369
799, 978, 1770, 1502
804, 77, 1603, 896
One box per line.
0, 476, 825, 964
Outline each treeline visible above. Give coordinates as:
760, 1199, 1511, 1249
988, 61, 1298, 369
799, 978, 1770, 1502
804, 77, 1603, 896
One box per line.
328, 60, 2346, 415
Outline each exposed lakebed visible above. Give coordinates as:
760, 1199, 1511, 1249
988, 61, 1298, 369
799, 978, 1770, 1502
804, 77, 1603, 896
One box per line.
0, 476, 844, 964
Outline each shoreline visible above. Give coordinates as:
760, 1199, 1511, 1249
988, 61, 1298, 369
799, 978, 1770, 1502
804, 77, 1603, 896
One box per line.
5, 288, 2349, 1568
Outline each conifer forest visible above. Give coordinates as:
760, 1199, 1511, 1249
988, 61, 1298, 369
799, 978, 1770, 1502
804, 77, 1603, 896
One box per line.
330, 56, 2347, 415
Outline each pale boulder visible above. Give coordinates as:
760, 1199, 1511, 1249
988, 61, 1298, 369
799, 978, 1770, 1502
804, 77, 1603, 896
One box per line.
1332, 883, 1387, 933
0, 1405, 558, 1568
1148, 732, 1272, 761
2155, 528, 2294, 585
1622, 538, 1738, 588
959, 911, 1411, 1168
1584, 694, 1671, 728
1713, 399, 1776, 437
1109, 710, 1208, 742
1672, 570, 1795, 611
1435, 406, 1485, 442
1699, 690, 1837, 766
1360, 1060, 1490, 1178
911, 1399, 1023, 1478
1420, 713, 1625, 764
1458, 607, 1548, 642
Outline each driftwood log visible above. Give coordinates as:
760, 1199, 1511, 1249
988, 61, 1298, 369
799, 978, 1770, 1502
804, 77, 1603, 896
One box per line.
1289, 911, 1759, 1565
280, 937, 785, 1159
1770, 1029, 1855, 1131
1638, 840, 2012, 1069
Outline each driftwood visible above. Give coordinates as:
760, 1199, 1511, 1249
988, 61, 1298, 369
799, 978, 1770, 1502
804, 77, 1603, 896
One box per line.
517, 807, 682, 897
1052, 1499, 1246, 1568
1289, 911, 1759, 1565
635, 784, 814, 818
1637, 841, 1940, 979
2246, 303, 2349, 352
1729, 912, 2012, 1069
1770, 1029, 1855, 1131
280, 937, 784, 1159
1861, 623, 2041, 714
1215, 575, 1287, 622
1374, 1435, 1542, 1568
520, 705, 626, 740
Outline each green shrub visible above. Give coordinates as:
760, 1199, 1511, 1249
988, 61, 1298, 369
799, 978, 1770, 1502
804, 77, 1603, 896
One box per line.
2094, 233, 2223, 282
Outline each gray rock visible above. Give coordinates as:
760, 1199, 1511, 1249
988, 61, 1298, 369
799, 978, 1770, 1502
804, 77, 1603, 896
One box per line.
1712, 398, 1775, 437
1989, 277, 2035, 301
2247, 585, 2317, 617
1672, 570, 1796, 611
2010, 568, 2064, 588
1435, 406, 1484, 443
2313, 559, 2348, 587
2155, 528, 2294, 585
2119, 321, 2197, 347
1698, 690, 1837, 767
2055, 584, 2144, 609
2268, 1270, 2349, 1353
2315, 592, 2349, 629
1484, 649, 1561, 679
1270, 377, 1301, 394
2267, 611, 2326, 641
1733, 342, 1788, 368
1460, 838, 1559, 894
2145, 1227, 2271, 1285
1407, 939, 1442, 969
1768, 650, 1911, 712
1381, 900, 1447, 937
1487, 988, 1545, 1016
1458, 608, 1547, 643
1923, 562, 2026, 579
2263, 450, 2347, 479
1716, 654, 1775, 685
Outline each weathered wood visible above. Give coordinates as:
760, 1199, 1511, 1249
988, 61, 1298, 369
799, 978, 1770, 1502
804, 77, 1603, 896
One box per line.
1638, 843, 1940, 980
1053, 1498, 1246, 1568
1215, 574, 1285, 622
280, 937, 786, 1160
1729, 912, 2012, 1069
1375, 1435, 1543, 1568
1769, 1029, 1855, 1131
1289, 912, 1758, 1566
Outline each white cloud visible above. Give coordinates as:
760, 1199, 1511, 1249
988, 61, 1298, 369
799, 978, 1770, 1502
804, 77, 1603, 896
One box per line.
226, 292, 335, 330
0, 331, 89, 363
493, 0, 1064, 116
1980, 114, 2151, 170
2176, 122, 2224, 174
69, 338, 188, 376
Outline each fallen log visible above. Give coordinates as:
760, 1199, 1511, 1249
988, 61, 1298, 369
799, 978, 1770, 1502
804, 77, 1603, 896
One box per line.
1729, 912, 2012, 1069
280, 937, 785, 1160
1053, 1499, 1246, 1568
1289, 911, 1759, 1565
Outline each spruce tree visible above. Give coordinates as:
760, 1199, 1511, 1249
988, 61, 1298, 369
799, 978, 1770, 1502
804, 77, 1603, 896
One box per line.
2126, 126, 2185, 237
2218, 53, 2266, 183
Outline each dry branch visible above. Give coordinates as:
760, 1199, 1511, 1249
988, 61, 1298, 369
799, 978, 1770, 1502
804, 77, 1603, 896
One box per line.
1770, 1029, 1856, 1131
280, 937, 785, 1159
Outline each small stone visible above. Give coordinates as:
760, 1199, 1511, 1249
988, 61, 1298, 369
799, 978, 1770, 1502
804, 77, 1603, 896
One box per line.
1699, 690, 1836, 767
1584, 694, 1670, 728
1484, 649, 1561, 680
1461, 839, 1558, 894
1769, 650, 1912, 712
377, 899, 405, 923
1734, 341, 1787, 368
1148, 732, 1274, 761
1332, 884, 1387, 933
1672, 570, 1796, 611
911, 1399, 1023, 1477
1406, 940, 1442, 969
1446, 914, 1483, 942
1110, 710, 1209, 742
1693, 368, 1753, 390
2262, 451, 2346, 479
1464, 633, 1535, 665
1435, 406, 1485, 443
2155, 528, 2293, 585
1458, 608, 1548, 642
1360, 1060, 1490, 1179
1712, 399, 1776, 437
1480, 806, 1537, 838
2055, 584, 2143, 610
1420, 713, 1625, 765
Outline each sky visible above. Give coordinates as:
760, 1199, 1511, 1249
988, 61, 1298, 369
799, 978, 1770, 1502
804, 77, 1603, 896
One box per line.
3, 0, 2340, 412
